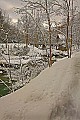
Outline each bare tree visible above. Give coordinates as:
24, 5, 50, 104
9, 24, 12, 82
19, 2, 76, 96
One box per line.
20, 0, 58, 66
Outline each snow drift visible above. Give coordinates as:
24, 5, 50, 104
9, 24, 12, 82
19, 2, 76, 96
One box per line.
0, 52, 80, 120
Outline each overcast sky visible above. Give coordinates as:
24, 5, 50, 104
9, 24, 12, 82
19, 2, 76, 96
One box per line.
0, 0, 23, 23
0, 0, 80, 23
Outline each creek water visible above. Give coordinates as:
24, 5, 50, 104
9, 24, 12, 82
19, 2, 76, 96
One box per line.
0, 73, 10, 97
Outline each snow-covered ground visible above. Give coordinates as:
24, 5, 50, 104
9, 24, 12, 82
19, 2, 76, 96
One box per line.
0, 43, 68, 90
0, 51, 80, 120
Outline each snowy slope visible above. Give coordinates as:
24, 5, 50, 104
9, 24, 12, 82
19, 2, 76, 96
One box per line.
0, 52, 80, 120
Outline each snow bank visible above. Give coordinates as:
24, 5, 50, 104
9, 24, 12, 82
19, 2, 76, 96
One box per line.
0, 52, 80, 120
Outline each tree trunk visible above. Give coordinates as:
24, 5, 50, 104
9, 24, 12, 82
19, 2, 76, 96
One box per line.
70, 0, 73, 58
45, 0, 52, 67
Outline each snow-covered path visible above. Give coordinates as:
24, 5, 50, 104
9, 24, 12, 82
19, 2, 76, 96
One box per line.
0, 52, 80, 120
